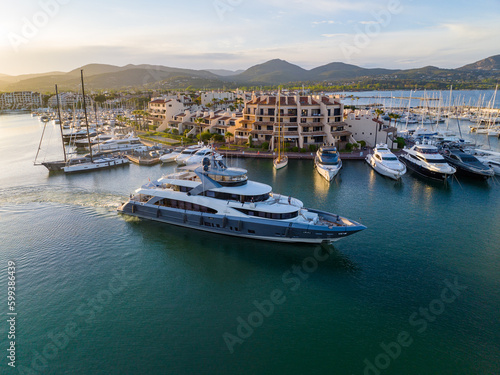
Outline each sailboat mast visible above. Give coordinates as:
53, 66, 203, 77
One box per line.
80, 70, 93, 162
55, 84, 67, 162
277, 88, 281, 159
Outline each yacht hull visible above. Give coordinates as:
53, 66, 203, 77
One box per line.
399, 155, 452, 181
118, 202, 365, 244
315, 160, 341, 181
366, 154, 406, 180
64, 158, 129, 173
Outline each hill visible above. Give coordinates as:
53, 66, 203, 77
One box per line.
309, 62, 397, 80
228, 59, 309, 83
459, 54, 500, 71
1, 54, 499, 92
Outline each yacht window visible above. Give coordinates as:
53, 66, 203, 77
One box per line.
382, 156, 398, 161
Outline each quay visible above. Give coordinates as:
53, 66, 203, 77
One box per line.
125, 153, 160, 166
217, 148, 403, 160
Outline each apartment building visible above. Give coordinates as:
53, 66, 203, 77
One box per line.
243, 93, 354, 149
148, 98, 185, 128
344, 109, 398, 147
47, 92, 93, 108
0, 91, 42, 108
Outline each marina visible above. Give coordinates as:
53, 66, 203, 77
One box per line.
1, 107, 499, 375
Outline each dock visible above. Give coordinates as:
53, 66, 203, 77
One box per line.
125, 153, 160, 166
218, 148, 402, 160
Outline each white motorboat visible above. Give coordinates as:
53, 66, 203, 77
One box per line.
92, 133, 147, 153
399, 143, 456, 181
365, 144, 406, 180
159, 147, 184, 163
314, 146, 342, 181
175, 143, 205, 165
183, 147, 223, 165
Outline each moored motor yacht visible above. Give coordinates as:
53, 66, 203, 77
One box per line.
314, 145, 342, 181
118, 157, 366, 244
160, 146, 184, 163
91, 133, 147, 153
183, 146, 223, 165
174, 142, 204, 165
399, 144, 456, 180
365, 144, 406, 180
441, 148, 494, 179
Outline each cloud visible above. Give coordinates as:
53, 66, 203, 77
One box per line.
321, 33, 348, 38
312, 20, 337, 25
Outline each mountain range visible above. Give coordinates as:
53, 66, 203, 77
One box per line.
1, 55, 499, 93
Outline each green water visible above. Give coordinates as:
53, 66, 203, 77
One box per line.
0, 115, 499, 375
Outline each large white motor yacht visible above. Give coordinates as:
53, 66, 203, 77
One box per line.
365, 144, 406, 180
314, 146, 342, 181
399, 144, 456, 180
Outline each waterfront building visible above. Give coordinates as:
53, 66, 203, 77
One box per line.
0, 91, 42, 109
200, 91, 237, 106
344, 109, 398, 147
148, 98, 186, 128
165, 109, 244, 137
243, 93, 355, 150
47, 92, 93, 108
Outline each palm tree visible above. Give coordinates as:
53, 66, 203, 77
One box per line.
234, 97, 244, 110
194, 117, 205, 138
388, 113, 401, 145
374, 109, 384, 146
224, 131, 233, 144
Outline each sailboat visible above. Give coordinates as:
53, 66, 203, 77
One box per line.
273, 89, 288, 170
63, 70, 129, 173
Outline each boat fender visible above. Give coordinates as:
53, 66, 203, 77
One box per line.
238, 220, 243, 231
183, 213, 187, 223
199, 215, 204, 225
156, 209, 161, 218
285, 223, 293, 237
222, 216, 228, 228
131, 204, 136, 213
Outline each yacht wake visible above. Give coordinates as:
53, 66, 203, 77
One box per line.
0, 184, 126, 211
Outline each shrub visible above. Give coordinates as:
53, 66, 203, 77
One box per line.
359, 140, 366, 147
248, 135, 253, 147
396, 137, 406, 149
291, 146, 299, 152
300, 148, 307, 153
171, 129, 179, 135
308, 144, 317, 152
211, 133, 225, 142
261, 142, 269, 150
197, 131, 212, 141
345, 143, 353, 152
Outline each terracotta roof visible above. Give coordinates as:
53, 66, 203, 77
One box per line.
150, 99, 165, 104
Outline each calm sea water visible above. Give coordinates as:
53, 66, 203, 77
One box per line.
0, 114, 499, 375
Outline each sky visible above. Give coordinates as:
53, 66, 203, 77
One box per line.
0, 0, 499, 76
